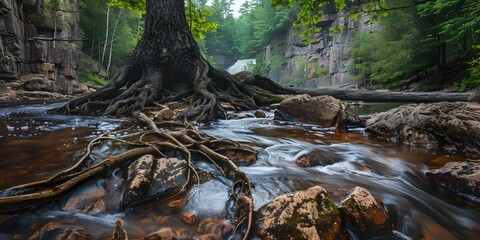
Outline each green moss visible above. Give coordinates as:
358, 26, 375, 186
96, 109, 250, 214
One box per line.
248, 85, 284, 105
79, 70, 106, 86
314, 195, 340, 235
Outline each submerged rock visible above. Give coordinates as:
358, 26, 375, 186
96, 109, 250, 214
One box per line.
273, 94, 347, 129
364, 102, 480, 155
28, 222, 91, 240
63, 181, 107, 215
426, 161, 480, 199
338, 186, 392, 238
123, 154, 187, 206
257, 186, 342, 240
254, 110, 267, 118
295, 150, 337, 167
144, 228, 178, 240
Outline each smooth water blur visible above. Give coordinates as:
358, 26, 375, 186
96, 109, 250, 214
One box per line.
0, 103, 479, 239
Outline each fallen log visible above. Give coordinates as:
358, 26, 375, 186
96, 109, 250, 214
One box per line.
286, 87, 472, 103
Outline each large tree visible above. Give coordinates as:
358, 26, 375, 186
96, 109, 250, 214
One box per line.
60, 0, 278, 121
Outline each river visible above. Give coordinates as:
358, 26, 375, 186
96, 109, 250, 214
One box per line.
0, 102, 478, 239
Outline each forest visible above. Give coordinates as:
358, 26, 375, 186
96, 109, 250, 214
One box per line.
0, 0, 479, 240
80, 0, 479, 90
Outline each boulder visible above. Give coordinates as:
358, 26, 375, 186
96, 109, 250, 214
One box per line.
425, 161, 480, 199
365, 102, 480, 155
28, 222, 91, 240
273, 94, 347, 129
123, 154, 187, 206
338, 186, 392, 238
257, 186, 343, 240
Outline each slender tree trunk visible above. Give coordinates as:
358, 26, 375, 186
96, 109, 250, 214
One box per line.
101, 5, 111, 65
106, 9, 124, 76
136, 16, 141, 40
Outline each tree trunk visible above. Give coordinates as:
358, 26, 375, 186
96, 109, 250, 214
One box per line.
101, 5, 110, 65
106, 9, 124, 76
60, 0, 260, 121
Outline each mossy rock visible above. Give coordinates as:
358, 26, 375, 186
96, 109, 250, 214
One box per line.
257, 186, 343, 240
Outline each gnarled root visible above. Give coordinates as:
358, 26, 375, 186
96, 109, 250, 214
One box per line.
0, 111, 256, 239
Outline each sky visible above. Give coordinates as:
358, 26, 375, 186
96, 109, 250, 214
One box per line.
230, 0, 248, 18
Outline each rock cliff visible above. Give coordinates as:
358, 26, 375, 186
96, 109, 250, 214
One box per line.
0, 0, 88, 98
265, 5, 378, 88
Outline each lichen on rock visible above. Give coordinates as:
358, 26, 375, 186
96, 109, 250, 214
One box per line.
257, 185, 342, 240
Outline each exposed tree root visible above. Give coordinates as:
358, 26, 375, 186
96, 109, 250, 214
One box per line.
58, 52, 286, 122
0, 110, 256, 239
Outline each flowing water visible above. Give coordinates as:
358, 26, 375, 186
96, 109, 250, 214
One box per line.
0, 102, 478, 239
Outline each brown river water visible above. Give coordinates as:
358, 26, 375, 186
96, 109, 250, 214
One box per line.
0, 102, 479, 239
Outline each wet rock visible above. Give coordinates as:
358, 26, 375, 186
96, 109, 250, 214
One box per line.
196, 218, 234, 239
295, 150, 337, 167
365, 102, 480, 155
425, 161, 480, 199
257, 186, 342, 240
180, 212, 196, 225
338, 186, 392, 238
254, 110, 267, 118
63, 182, 106, 215
28, 222, 91, 240
110, 220, 128, 240
217, 149, 257, 166
225, 113, 251, 119
167, 198, 187, 209
144, 228, 178, 240
123, 154, 187, 206
273, 94, 347, 129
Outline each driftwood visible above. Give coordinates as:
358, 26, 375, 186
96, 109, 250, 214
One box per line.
287, 87, 472, 103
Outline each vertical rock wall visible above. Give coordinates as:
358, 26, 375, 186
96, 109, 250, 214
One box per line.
265, 6, 378, 88
0, 0, 87, 95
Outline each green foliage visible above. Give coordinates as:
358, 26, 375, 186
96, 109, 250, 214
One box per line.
107, 0, 218, 39
269, 55, 287, 69
351, 0, 435, 86
271, 0, 388, 43
186, 1, 218, 39
80, 0, 139, 72
310, 67, 326, 78
79, 70, 107, 86
236, 0, 295, 58
291, 59, 307, 87
253, 56, 270, 76
108, 0, 146, 15
454, 45, 480, 90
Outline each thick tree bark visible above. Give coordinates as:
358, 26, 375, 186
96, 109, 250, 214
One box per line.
60, 0, 258, 121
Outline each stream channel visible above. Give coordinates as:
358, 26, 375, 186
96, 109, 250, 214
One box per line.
0, 102, 479, 239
